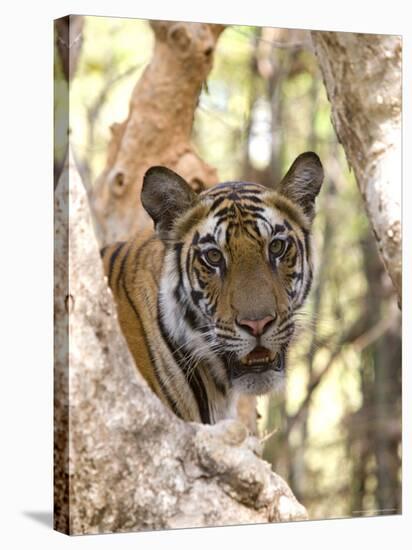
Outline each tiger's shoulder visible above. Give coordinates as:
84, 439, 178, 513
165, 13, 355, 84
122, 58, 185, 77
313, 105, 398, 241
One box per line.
100, 228, 164, 292
100, 228, 167, 398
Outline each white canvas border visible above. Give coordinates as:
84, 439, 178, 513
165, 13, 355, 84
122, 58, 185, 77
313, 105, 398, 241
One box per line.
0, 1, 408, 549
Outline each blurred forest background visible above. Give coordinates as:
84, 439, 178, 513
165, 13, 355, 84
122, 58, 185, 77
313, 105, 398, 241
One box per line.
55, 17, 401, 521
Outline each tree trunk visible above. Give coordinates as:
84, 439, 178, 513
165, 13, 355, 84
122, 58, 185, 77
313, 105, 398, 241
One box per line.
54, 151, 307, 534
54, 16, 84, 188
91, 21, 225, 245
54, 15, 84, 82
311, 32, 402, 303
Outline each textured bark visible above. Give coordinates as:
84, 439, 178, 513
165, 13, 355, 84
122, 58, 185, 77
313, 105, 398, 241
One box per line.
92, 21, 225, 245
54, 15, 84, 188
54, 151, 307, 535
55, 15, 84, 82
311, 32, 402, 303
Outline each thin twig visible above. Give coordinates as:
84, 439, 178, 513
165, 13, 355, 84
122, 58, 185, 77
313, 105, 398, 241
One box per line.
233, 27, 307, 50
260, 427, 279, 444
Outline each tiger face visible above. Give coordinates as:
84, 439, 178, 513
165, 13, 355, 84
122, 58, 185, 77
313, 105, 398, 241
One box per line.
142, 152, 323, 397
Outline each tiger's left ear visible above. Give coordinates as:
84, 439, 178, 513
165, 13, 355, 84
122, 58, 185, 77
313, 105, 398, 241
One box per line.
142, 166, 198, 240
273, 152, 324, 221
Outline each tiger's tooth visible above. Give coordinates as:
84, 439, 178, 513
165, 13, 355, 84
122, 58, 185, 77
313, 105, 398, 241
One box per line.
246, 357, 270, 366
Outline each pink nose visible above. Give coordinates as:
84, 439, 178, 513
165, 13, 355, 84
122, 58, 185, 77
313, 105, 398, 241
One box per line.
238, 315, 274, 337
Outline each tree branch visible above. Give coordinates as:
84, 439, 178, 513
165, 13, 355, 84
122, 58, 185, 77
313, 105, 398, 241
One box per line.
91, 21, 227, 245
311, 32, 402, 304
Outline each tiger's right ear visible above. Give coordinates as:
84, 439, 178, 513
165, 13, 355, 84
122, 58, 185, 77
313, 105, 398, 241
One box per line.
273, 152, 324, 222
141, 166, 198, 240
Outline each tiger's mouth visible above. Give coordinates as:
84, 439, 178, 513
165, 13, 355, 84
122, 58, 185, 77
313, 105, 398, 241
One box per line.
231, 346, 284, 376
240, 346, 275, 368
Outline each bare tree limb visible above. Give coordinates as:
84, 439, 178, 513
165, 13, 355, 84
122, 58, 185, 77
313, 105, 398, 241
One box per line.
311, 32, 402, 304
54, 15, 84, 82
91, 21, 226, 245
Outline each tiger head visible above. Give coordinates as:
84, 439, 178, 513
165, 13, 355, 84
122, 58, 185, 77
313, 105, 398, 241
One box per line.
142, 153, 324, 396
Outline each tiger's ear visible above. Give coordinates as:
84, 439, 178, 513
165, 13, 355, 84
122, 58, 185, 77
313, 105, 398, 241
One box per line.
273, 152, 324, 221
142, 166, 198, 240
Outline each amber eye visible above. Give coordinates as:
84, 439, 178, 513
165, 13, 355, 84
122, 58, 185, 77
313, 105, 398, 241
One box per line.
205, 248, 223, 266
269, 239, 286, 258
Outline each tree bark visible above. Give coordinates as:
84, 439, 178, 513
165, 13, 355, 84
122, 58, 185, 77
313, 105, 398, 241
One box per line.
54, 16, 84, 188
91, 21, 225, 245
54, 15, 84, 82
54, 150, 307, 535
311, 32, 402, 303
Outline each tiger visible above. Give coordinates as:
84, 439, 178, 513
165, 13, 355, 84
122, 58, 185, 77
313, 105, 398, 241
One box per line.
101, 152, 324, 425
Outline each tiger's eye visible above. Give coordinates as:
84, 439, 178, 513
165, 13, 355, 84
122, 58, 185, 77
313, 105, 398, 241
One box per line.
205, 248, 223, 266
269, 239, 286, 257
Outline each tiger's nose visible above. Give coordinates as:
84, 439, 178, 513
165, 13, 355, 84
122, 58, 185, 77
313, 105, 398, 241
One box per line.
238, 315, 275, 336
